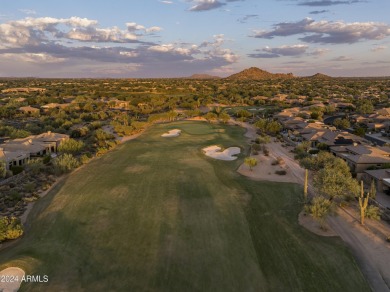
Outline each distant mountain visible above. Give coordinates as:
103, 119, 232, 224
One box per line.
307, 73, 332, 79
226, 67, 294, 80
188, 74, 221, 79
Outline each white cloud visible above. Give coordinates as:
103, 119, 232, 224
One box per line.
371, 45, 387, 52
19, 9, 37, 15
189, 0, 226, 12
330, 55, 353, 61
1, 53, 65, 63
0, 17, 160, 49
252, 18, 390, 44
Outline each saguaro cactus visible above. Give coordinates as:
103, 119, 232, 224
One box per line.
304, 169, 308, 203
359, 180, 370, 225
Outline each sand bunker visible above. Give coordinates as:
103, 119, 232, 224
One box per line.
161, 129, 181, 137
203, 145, 240, 161
0, 267, 25, 292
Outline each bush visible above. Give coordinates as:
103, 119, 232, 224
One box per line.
53, 154, 80, 175
263, 147, 269, 156
0, 161, 6, 178
275, 170, 287, 175
43, 155, 51, 164
365, 205, 381, 220
58, 138, 85, 154
80, 154, 92, 164
272, 157, 284, 165
10, 165, 24, 175
252, 144, 262, 151
0, 216, 24, 242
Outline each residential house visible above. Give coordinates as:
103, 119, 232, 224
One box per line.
330, 144, 390, 178
41, 103, 69, 111
2, 131, 69, 157
18, 106, 40, 116
377, 108, 390, 117
362, 168, 390, 194
0, 148, 30, 170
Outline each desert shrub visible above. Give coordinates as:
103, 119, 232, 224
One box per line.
43, 155, 51, 164
0, 216, 23, 242
80, 154, 91, 164
10, 165, 24, 175
263, 147, 269, 156
365, 205, 381, 220
256, 135, 271, 144
53, 154, 80, 174
275, 170, 287, 175
0, 160, 6, 178
24, 182, 36, 193
252, 144, 262, 151
26, 158, 45, 174
9, 190, 22, 202
58, 138, 85, 154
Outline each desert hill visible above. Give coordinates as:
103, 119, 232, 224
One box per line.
226, 67, 294, 80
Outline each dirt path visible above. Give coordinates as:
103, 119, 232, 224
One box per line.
237, 121, 390, 292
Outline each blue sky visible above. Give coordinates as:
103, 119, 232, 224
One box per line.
0, 0, 389, 77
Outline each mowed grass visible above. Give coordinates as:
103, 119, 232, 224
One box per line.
0, 121, 370, 291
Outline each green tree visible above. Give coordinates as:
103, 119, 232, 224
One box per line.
254, 118, 267, 133
305, 196, 335, 230
333, 118, 350, 129
204, 112, 218, 123
357, 100, 374, 114
299, 151, 336, 171
244, 157, 258, 171
266, 120, 282, 135
219, 112, 230, 124
313, 157, 359, 200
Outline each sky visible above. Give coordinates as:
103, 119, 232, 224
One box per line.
0, 0, 389, 78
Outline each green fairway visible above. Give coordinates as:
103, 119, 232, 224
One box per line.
0, 121, 370, 291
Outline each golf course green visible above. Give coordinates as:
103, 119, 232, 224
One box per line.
0, 121, 370, 291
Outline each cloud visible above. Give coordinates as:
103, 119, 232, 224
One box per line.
298, 1, 351, 6
159, 0, 173, 4
189, 0, 226, 11
371, 45, 387, 52
248, 53, 280, 58
309, 48, 330, 56
309, 10, 329, 14
284, 0, 364, 6
248, 44, 308, 58
252, 18, 390, 44
237, 14, 258, 23
0, 17, 161, 50
330, 56, 353, 61
19, 9, 37, 15
1, 52, 65, 63
0, 19, 238, 77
